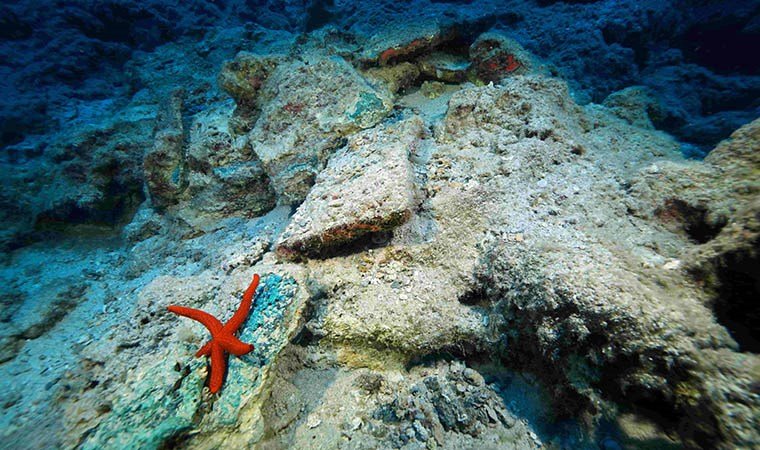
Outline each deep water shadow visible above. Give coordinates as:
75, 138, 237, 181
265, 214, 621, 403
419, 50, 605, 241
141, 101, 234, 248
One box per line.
712, 240, 760, 353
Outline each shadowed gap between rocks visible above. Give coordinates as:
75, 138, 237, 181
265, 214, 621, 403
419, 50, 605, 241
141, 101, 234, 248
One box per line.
655, 198, 727, 244
711, 241, 760, 353
452, 263, 707, 448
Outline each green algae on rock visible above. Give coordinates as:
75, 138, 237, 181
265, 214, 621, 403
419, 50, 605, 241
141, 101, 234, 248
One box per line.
347, 92, 388, 128
79, 358, 205, 450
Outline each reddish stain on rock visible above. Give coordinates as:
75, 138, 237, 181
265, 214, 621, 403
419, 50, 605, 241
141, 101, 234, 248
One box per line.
283, 102, 305, 114
479, 53, 522, 82
378, 38, 432, 65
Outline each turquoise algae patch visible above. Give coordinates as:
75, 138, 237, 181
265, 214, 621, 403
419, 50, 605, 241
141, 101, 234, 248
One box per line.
82, 274, 300, 448
206, 273, 300, 425
348, 91, 389, 128
239, 273, 299, 365
80, 358, 206, 450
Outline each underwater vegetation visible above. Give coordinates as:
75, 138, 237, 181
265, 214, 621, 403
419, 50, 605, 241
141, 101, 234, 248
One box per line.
0, 1, 758, 449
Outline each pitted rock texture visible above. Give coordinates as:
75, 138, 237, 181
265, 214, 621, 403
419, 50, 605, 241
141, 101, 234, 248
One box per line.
292, 73, 758, 449
218, 52, 282, 110
143, 90, 187, 209
276, 116, 424, 261
249, 346, 543, 450
178, 103, 276, 226
248, 56, 393, 204
217, 51, 284, 134
2, 9, 760, 450
432, 76, 759, 449
630, 117, 760, 235
629, 118, 760, 355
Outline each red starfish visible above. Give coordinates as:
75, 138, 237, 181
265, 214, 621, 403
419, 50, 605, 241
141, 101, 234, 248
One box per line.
167, 274, 260, 393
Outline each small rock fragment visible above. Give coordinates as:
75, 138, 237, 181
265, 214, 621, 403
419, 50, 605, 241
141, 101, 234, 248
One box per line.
418, 52, 470, 83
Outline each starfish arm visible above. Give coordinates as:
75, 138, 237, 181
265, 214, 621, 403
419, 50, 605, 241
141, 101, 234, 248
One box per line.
195, 342, 211, 357
167, 305, 224, 335
208, 341, 227, 394
217, 332, 255, 356
224, 274, 260, 333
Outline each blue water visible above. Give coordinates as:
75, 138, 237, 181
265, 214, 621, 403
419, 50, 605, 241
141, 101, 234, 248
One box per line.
1, 1, 758, 156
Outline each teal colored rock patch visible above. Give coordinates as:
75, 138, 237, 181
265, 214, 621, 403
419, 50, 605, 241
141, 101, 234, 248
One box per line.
348, 92, 388, 128
81, 359, 205, 450
81, 274, 300, 447
239, 273, 299, 364
170, 165, 181, 185
209, 273, 299, 425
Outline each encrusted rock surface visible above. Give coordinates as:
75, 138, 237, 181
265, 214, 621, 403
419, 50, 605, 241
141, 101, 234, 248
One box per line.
217, 52, 282, 111
143, 90, 187, 209
70, 271, 307, 450
251, 348, 542, 450
357, 19, 456, 66
363, 62, 421, 95
0, 101, 153, 251
629, 118, 760, 359
217, 51, 284, 133
179, 103, 276, 225
276, 116, 423, 261
418, 52, 471, 83
436, 77, 759, 450
248, 56, 393, 204
601, 86, 667, 130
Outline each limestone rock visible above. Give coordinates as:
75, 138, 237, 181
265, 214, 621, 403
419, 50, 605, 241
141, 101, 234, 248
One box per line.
437, 79, 758, 449
143, 90, 187, 209
249, 56, 392, 204
630, 118, 760, 244
251, 348, 539, 450
4, 17, 760, 450
357, 19, 454, 66
704, 116, 760, 178
12, 283, 89, 340
420, 80, 447, 99
178, 103, 275, 225
217, 52, 284, 134
70, 270, 309, 449
144, 98, 277, 227
276, 116, 423, 260
363, 62, 420, 94
602, 86, 667, 129
218, 52, 282, 109
440, 75, 589, 152
629, 119, 760, 358
418, 52, 470, 83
